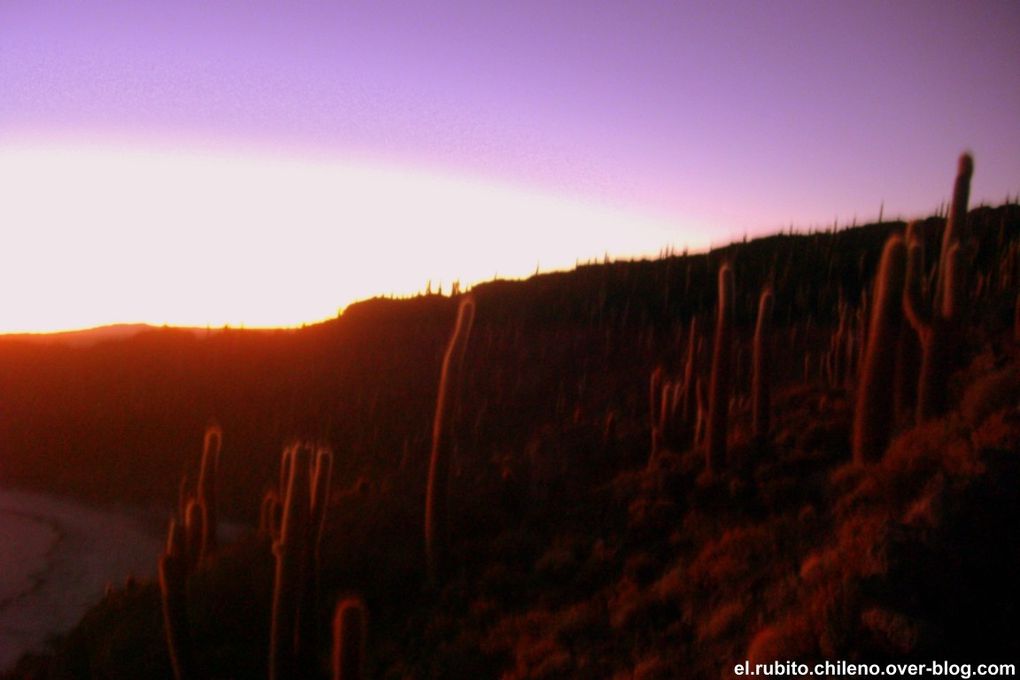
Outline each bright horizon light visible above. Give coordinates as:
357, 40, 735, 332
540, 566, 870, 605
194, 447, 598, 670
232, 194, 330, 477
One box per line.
0, 142, 703, 334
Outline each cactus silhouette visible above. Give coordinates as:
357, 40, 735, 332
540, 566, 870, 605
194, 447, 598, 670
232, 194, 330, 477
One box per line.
904, 154, 973, 421
196, 424, 221, 554
752, 288, 774, 442
853, 235, 906, 463
332, 597, 367, 680
158, 518, 195, 680
183, 497, 207, 571
425, 296, 476, 586
706, 264, 734, 473
269, 443, 312, 680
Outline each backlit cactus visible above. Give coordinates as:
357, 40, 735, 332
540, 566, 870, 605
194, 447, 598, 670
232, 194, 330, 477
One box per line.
853, 235, 906, 463
158, 518, 195, 680
904, 154, 973, 421
332, 597, 367, 680
269, 443, 312, 680
706, 263, 734, 474
425, 296, 476, 586
196, 424, 222, 554
752, 288, 774, 441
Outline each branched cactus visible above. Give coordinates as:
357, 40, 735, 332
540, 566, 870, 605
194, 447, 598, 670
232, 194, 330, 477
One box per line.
752, 288, 774, 442
332, 597, 367, 680
159, 518, 195, 680
706, 264, 734, 474
904, 154, 973, 421
425, 296, 476, 587
853, 235, 907, 463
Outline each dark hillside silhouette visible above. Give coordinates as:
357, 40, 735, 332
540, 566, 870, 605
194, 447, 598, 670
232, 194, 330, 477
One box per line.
1, 189, 1018, 678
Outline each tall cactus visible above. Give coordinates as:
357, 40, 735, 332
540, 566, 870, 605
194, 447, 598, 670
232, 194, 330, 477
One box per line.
706, 264, 734, 474
935, 154, 973, 308
269, 443, 312, 680
158, 518, 195, 680
332, 597, 367, 680
904, 154, 973, 421
196, 424, 222, 554
752, 288, 774, 441
681, 317, 699, 429
853, 235, 907, 463
425, 296, 476, 586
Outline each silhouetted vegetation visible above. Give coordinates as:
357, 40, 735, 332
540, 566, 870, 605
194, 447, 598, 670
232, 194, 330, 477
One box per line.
1, 158, 1018, 678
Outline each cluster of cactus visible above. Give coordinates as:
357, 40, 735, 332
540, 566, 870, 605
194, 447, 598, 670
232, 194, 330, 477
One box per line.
269, 442, 333, 680
904, 154, 973, 422
158, 424, 221, 680
425, 296, 476, 587
852, 153, 974, 462
647, 267, 778, 472
648, 318, 701, 457
821, 297, 867, 389
705, 264, 735, 474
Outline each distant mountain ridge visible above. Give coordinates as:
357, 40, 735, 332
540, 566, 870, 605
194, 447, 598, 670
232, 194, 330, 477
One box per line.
0, 323, 285, 348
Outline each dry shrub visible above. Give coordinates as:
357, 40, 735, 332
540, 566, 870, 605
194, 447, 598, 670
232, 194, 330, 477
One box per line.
688, 524, 779, 592
970, 407, 1020, 453
746, 615, 816, 666
608, 578, 647, 630
697, 599, 747, 642
859, 607, 926, 655
632, 653, 673, 679
960, 366, 1020, 427
650, 561, 686, 603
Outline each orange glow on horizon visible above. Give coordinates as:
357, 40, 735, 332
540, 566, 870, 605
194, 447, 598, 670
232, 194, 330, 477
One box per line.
0, 142, 707, 334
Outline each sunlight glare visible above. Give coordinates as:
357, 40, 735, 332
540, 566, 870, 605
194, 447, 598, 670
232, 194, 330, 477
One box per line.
0, 143, 703, 333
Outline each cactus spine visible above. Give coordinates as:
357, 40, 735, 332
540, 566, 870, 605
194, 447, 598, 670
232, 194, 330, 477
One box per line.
904, 154, 973, 421
853, 235, 907, 463
706, 264, 734, 473
752, 288, 773, 441
332, 597, 367, 680
425, 296, 476, 586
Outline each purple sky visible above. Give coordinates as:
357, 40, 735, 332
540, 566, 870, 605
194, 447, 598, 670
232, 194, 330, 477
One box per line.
1, 1, 1019, 329
5, 1, 1020, 231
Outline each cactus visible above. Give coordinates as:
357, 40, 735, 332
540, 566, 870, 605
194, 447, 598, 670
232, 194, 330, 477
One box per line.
183, 498, 207, 571
935, 154, 974, 308
649, 366, 664, 453
1014, 293, 1020, 343
196, 424, 222, 554
752, 288, 774, 441
299, 446, 334, 673
269, 443, 312, 680
259, 489, 281, 539
425, 296, 476, 586
681, 317, 699, 429
332, 597, 367, 680
158, 518, 196, 680
706, 264, 734, 474
904, 154, 973, 421
852, 235, 907, 463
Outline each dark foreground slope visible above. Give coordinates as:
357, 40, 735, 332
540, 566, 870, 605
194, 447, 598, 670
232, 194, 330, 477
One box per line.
1, 203, 1018, 678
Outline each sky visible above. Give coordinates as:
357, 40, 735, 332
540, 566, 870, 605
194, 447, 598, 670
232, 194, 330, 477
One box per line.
2, 1, 1019, 332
